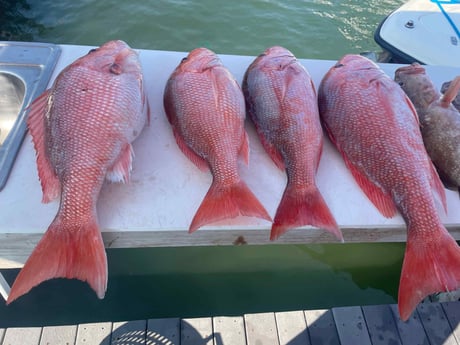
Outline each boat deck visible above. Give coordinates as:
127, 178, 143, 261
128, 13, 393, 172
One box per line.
1, 301, 459, 345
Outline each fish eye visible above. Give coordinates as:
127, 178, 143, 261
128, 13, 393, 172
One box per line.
181, 57, 188, 63
88, 48, 98, 54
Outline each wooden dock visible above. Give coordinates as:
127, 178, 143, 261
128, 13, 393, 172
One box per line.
1, 301, 459, 344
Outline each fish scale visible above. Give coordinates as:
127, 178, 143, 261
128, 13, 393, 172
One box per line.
7, 40, 148, 304
395, 64, 460, 194
164, 47, 271, 232
243, 46, 340, 241
318, 54, 460, 321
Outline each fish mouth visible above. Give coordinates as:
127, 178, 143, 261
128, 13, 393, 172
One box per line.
395, 63, 426, 77
179, 48, 222, 72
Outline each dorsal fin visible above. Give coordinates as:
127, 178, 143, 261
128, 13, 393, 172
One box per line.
26, 90, 60, 203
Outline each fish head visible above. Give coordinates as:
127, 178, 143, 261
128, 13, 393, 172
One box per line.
394, 63, 427, 90
70, 40, 141, 76
394, 63, 440, 111
334, 54, 381, 71
323, 54, 386, 84
176, 48, 222, 73
249, 46, 297, 72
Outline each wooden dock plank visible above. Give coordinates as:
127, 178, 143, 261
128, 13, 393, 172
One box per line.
442, 301, 460, 343
39, 325, 77, 345
181, 317, 213, 345
3, 302, 460, 345
2, 327, 42, 345
362, 304, 402, 345
389, 304, 429, 345
75, 322, 112, 345
332, 306, 372, 345
417, 302, 458, 345
111, 320, 146, 345
304, 309, 340, 345
146, 318, 180, 345
212, 316, 246, 345
245, 312, 279, 345
275, 311, 310, 345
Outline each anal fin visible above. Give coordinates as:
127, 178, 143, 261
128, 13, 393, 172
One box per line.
173, 128, 209, 172
343, 154, 397, 218
255, 126, 285, 171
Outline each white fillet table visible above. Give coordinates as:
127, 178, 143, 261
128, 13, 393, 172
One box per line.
1, 44, 460, 298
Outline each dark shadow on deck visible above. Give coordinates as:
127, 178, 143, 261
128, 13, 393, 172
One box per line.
95, 302, 460, 345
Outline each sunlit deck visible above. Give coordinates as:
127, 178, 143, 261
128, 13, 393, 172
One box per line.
1, 301, 459, 345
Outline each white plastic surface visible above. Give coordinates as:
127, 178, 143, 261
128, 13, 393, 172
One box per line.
378, 0, 460, 66
1, 44, 460, 236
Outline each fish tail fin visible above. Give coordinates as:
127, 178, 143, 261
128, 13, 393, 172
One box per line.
398, 223, 460, 321
6, 216, 107, 304
270, 184, 342, 241
189, 179, 272, 232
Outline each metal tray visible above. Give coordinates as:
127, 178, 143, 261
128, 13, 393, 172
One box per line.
0, 41, 61, 190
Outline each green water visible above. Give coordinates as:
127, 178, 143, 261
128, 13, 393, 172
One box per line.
0, 0, 409, 327
1, 243, 404, 327
1, 0, 405, 59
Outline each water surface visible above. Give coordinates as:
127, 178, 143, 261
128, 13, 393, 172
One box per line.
2, 0, 405, 59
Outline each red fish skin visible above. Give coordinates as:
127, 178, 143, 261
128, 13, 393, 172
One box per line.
243, 46, 341, 241
163, 48, 271, 232
7, 40, 148, 304
318, 54, 460, 321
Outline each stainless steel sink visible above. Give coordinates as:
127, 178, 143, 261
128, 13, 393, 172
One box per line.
0, 41, 60, 190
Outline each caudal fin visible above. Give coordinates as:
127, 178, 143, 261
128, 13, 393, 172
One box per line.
189, 179, 272, 232
270, 184, 342, 241
398, 224, 460, 321
7, 217, 107, 304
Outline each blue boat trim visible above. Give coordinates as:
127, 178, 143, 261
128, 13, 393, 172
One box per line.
432, 0, 460, 39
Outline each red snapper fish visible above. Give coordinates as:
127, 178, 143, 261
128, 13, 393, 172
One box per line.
242, 46, 341, 241
7, 40, 149, 304
318, 54, 460, 321
163, 48, 271, 232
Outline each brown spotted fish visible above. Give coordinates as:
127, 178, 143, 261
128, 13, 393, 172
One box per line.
395, 63, 460, 193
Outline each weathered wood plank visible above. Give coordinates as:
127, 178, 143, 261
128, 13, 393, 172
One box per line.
213, 316, 246, 345
146, 318, 180, 345
417, 302, 457, 345
332, 306, 372, 345
245, 312, 279, 345
111, 320, 146, 345
39, 325, 77, 345
75, 322, 112, 345
442, 301, 460, 343
2, 327, 42, 345
389, 304, 429, 345
304, 309, 340, 345
275, 311, 310, 345
362, 304, 402, 345
8, 226, 460, 269
0, 329, 4, 345
181, 318, 213, 345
